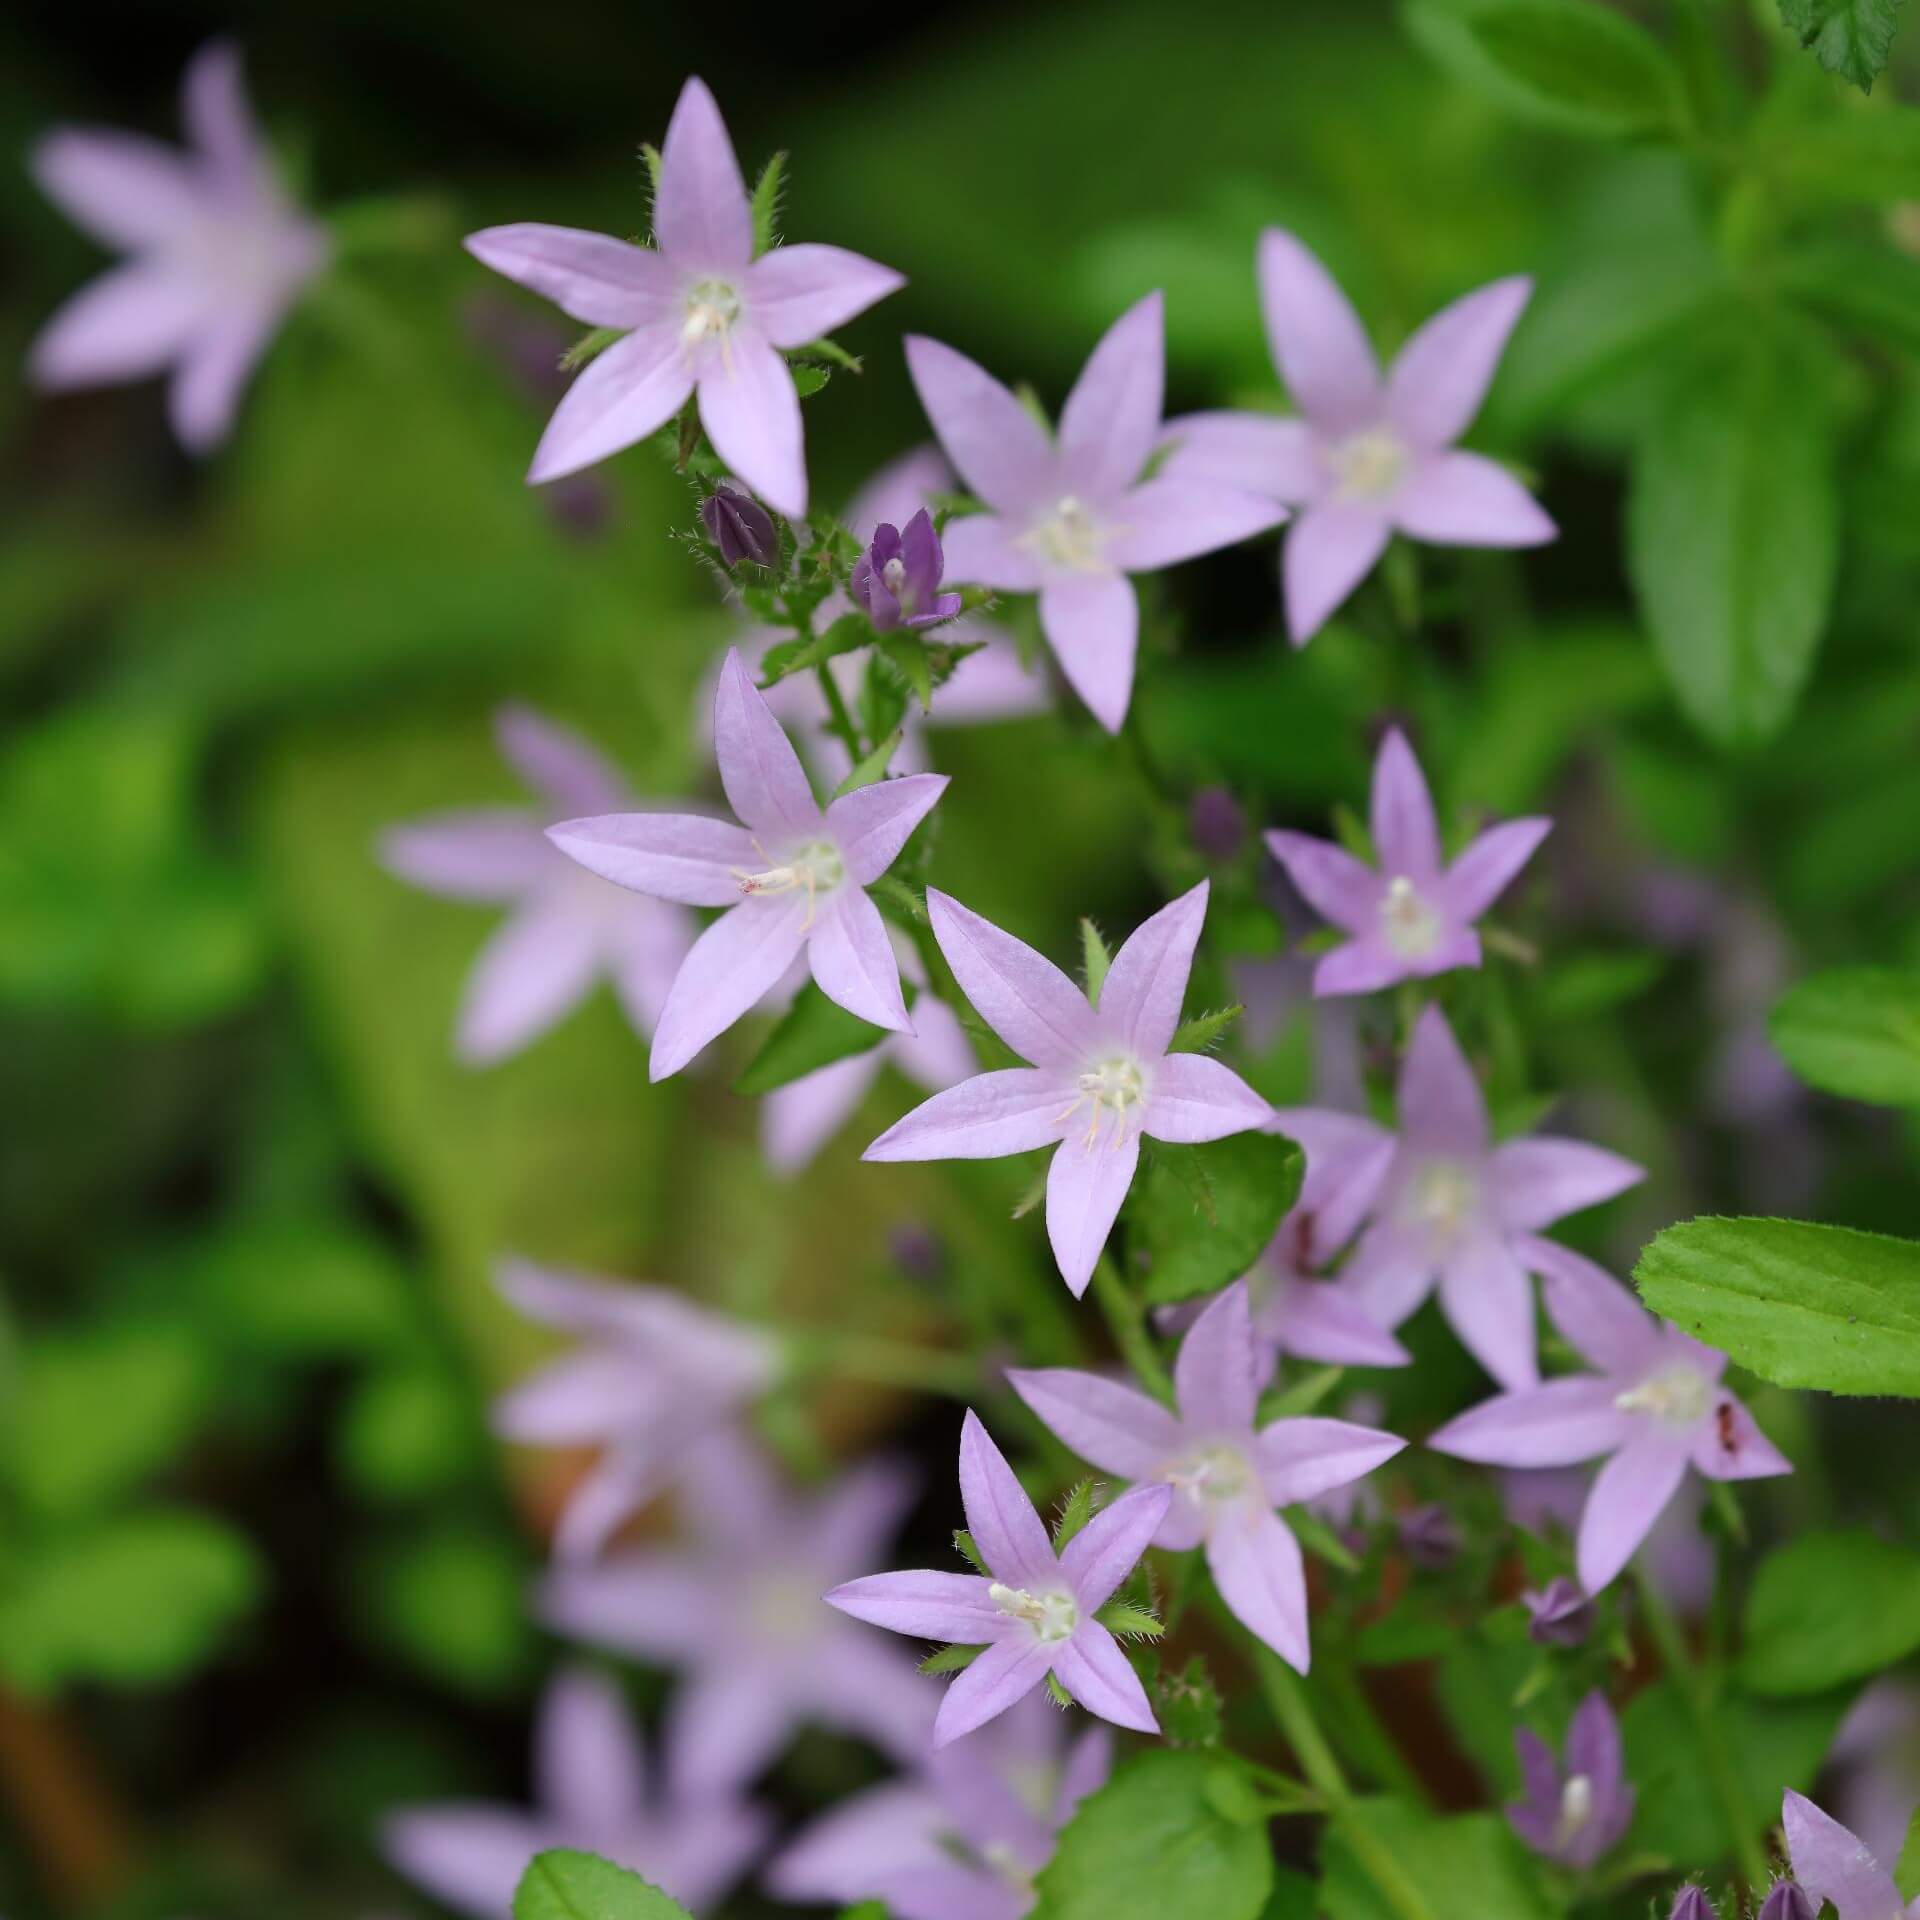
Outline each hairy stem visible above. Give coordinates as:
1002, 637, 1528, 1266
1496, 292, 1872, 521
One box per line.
813, 661, 864, 764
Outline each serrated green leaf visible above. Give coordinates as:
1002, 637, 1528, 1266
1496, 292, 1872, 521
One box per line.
954, 1527, 989, 1576
1080, 920, 1113, 1000
1128, 1131, 1303, 1305
1169, 1005, 1245, 1053
733, 982, 891, 1096
560, 326, 623, 373
876, 632, 934, 711
1053, 1476, 1098, 1550
514, 1849, 694, 1920
1046, 1670, 1074, 1708
750, 151, 786, 255
1780, 0, 1906, 91
1740, 1530, 1920, 1694
792, 363, 831, 400
759, 612, 871, 685
1769, 967, 1920, 1106
920, 1641, 985, 1674
1095, 1602, 1166, 1638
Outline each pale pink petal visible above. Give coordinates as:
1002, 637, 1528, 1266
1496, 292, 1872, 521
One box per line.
526, 324, 694, 485
1265, 830, 1381, 935
1387, 275, 1531, 449
548, 810, 752, 907
1371, 728, 1442, 880
1577, 1434, 1691, 1592
181, 41, 264, 178
1268, 1278, 1410, 1367
1257, 228, 1381, 431
713, 646, 821, 838
381, 812, 552, 902
809, 886, 912, 1032
926, 888, 1096, 1069
667, 1659, 794, 1793
1282, 505, 1391, 646
1157, 410, 1324, 504
864, 1068, 1070, 1161
1105, 478, 1286, 573
31, 130, 205, 248
847, 444, 956, 539
1391, 450, 1556, 547
905, 334, 1054, 516
1058, 1723, 1114, 1820
1691, 1392, 1792, 1482
959, 1409, 1058, 1589
765, 1781, 946, 1905
1206, 1504, 1310, 1671
1490, 1137, 1644, 1232
1784, 1792, 1904, 1920
1100, 882, 1207, 1057
383, 1806, 550, 1919
649, 896, 809, 1079
889, 990, 979, 1091
1255, 1416, 1406, 1507
492, 1349, 649, 1446
606, 897, 697, 1038
1052, 1625, 1158, 1733
697, 332, 807, 518
495, 706, 624, 815
1038, 571, 1138, 734
809, 1630, 943, 1765
746, 242, 904, 349
464, 223, 679, 328
1315, 934, 1456, 997
1171, 1283, 1261, 1431
935, 1635, 1056, 1747
827, 773, 949, 884
1057, 292, 1163, 500
168, 300, 279, 451
1437, 1230, 1540, 1389
29, 263, 209, 388
1429, 1378, 1633, 1468
1046, 1131, 1141, 1298
1338, 1222, 1435, 1328
940, 513, 1043, 593
537, 1555, 719, 1662
456, 894, 603, 1064
813, 1457, 923, 1580
1145, 1053, 1272, 1145
1398, 1006, 1490, 1151
1441, 816, 1552, 922
1520, 1237, 1661, 1376
1005, 1367, 1182, 1480
1060, 1484, 1173, 1611
652, 76, 752, 273
550, 1449, 674, 1562
763, 1052, 883, 1173
538, 1666, 646, 1831
826, 1568, 1003, 1643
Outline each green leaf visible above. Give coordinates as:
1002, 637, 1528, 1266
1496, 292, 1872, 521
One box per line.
733, 981, 892, 1095
876, 632, 935, 711
514, 1849, 694, 1920
953, 1528, 990, 1576
1463, 0, 1688, 137
1095, 1602, 1166, 1639
1129, 1131, 1303, 1305
1740, 1530, 1920, 1694
1779, 0, 1906, 91
1053, 1476, 1098, 1550
1779, 238, 1920, 354
1149, 1653, 1226, 1748
1762, 107, 1920, 203
1031, 1749, 1273, 1920
831, 731, 903, 797
750, 151, 787, 255
1322, 1800, 1551, 1920
759, 612, 871, 685
919, 1641, 984, 1674
1169, 1005, 1246, 1053
1896, 1809, 1920, 1903
559, 326, 623, 373
1635, 1215, 1920, 1397
1080, 919, 1113, 1000
1769, 968, 1920, 1106
1626, 322, 1837, 746
359, 1520, 533, 1698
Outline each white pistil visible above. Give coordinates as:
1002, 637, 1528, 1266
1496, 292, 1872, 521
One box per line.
1020, 495, 1109, 572
989, 1582, 1077, 1643
1164, 1445, 1252, 1507
1053, 1056, 1148, 1151
1328, 426, 1407, 504
732, 839, 843, 929
1615, 1365, 1712, 1428
1379, 875, 1443, 959
681, 277, 742, 368
1554, 1774, 1595, 1849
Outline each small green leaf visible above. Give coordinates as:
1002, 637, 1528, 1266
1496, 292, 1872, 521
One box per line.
1322, 1800, 1551, 1920
791, 363, 831, 400
1896, 1808, 1920, 1903
1769, 967, 1920, 1106
1046, 1670, 1075, 1708
831, 731, 903, 798
1740, 1530, 1920, 1694
1128, 1131, 1304, 1305
1291, 1508, 1361, 1573
733, 982, 891, 1096
953, 1528, 989, 1576
1169, 1005, 1245, 1053
1095, 1602, 1166, 1639
920, 1642, 984, 1674
759, 613, 870, 685
1462, 0, 1688, 137
1779, 0, 1906, 91
876, 632, 935, 711
1053, 1476, 1098, 1550
749, 151, 786, 255
560, 326, 623, 373
1080, 920, 1113, 1000
514, 1849, 694, 1920
1150, 1652, 1226, 1748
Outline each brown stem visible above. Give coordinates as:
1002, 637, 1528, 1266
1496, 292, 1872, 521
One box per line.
0, 1687, 135, 1908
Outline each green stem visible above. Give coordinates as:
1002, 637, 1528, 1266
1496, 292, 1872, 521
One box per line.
1089, 1255, 1173, 1405
814, 661, 864, 764
1320, 1654, 1432, 1808
784, 1328, 980, 1399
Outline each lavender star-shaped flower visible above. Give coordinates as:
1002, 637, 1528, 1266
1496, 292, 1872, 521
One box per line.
828, 1410, 1172, 1745
540, 1432, 933, 1792
466, 76, 903, 514
864, 882, 1273, 1296
28, 40, 330, 451
1160, 228, 1554, 645
767, 1693, 1111, 1920
907, 293, 1286, 731
1267, 727, 1550, 996
1283, 1005, 1644, 1388
548, 647, 946, 1079
491, 1259, 778, 1560
1507, 1690, 1634, 1871
379, 705, 696, 1065
851, 509, 964, 632
1783, 1793, 1920, 1920
1430, 1240, 1790, 1592
1010, 1286, 1403, 1670
382, 1666, 767, 1919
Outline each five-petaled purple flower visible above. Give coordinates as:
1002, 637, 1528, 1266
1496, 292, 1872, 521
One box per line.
28, 40, 330, 451
1278, 1005, 1644, 1388
851, 509, 964, 632
907, 294, 1286, 731
1506, 1690, 1634, 1871
382, 1666, 767, 1919
1010, 1286, 1404, 1670
767, 1692, 1111, 1920
491, 1259, 778, 1560
541, 1431, 934, 1791
1430, 1240, 1790, 1592
1160, 228, 1554, 645
864, 882, 1272, 1296
466, 76, 902, 514
828, 1410, 1172, 1745
1267, 727, 1550, 996
548, 648, 946, 1080
1783, 1792, 1920, 1920
379, 706, 696, 1065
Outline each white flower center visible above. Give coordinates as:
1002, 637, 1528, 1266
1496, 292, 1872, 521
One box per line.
1329, 427, 1407, 504
1555, 1774, 1594, 1847
1398, 1158, 1480, 1252
1164, 1444, 1253, 1509
989, 1582, 1077, 1643
1021, 495, 1110, 572
745, 1570, 821, 1645
732, 838, 843, 927
681, 277, 742, 358
1379, 875, 1443, 958
1055, 1055, 1148, 1150
881, 555, 909, 595
1615, 1365, 1712, 1428
979, 1841, 1035, 1893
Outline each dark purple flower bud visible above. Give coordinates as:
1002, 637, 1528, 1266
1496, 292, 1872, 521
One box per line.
1669, 1886, 1717, 1920
1398, 1503, 1462, 1571
1758, 1882, 1814, 1920
1524, 1577, 1595, 1648
850, 509, 963, 632
888, 1223, 946, 1284
1189, 785, 1246, 862
700, 486, 778, 568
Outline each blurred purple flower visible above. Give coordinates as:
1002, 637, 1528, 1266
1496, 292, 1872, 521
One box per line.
1505, 1467, 1712, 1618
379, 706, 696, 1065
548, 648, 946, 1079
465, 77, 902, 514
492, 1259, 778, 1561
382, 1666, 766, 1918
1672, 1887, 1718, 1920
1507, 1691, 1634, 1871
540, 1432, 933, 1791
864, 883, 1271, 1296
1830, 1680, 1920, 1868
1784, 1791, 1920, 1920
1522, 1576, 1595, 1648
907, 295, 1285, 731
700, 485, 778, 568
767, 1693, 1110, 1920
1431, 1241, 1789, 1592
1398, 1502, 1462, 1572
27, 41, 330, 451
829, 1410, 1171, 1745
1160, 229, 1553, 645
851, 509, 964, 632
1189, 785, 1246, 863
1267, 728, 1550, 996
1010, 1286, 1403, 1670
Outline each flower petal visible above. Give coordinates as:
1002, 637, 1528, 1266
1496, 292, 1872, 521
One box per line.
1207, 1504, 1310, 1670
181, 40, 263, 177
667, 1659, 794, 1794
1258, 228, 1382, 431
381, 811, 551, 902
1398, 1005, 1490, 1151
1387, 275, 1531, 450
1265, 830, 1381, 935
1338, 1221, 1436, 1328
652, 75, 752, 274
764, 1781, 947, 1906
1392, 449, 1556, 547
1282, 504, 1390, 646
826, 1568, 1002, 1643
1158, 409, 1324, 504
1039, 571, 1138, 734
1145, 1053, 1272, 1145
547, 809, 758, 907
747, 242, 905, 350
1691, 1391, 1792, 1483
809, 885, 912, 1033
1442, 816, 1552, 922
906, 334, 1054, 516
1046, 1130, 1141, 1298
649, 896, 809, 1080
827, 773, 949, 885
1490, 1137, 1644, 1232
168, 301, 280, 451
864, 1068, 1072, 1162
1061, 1483, 1174, 1612
1784, 1792, 1904, 1920
606, 894, 718, 1038
527, 324, 694, 485
1105, 477, 1286, 574
31, 130, 205, 249
926, 889, 1095, 1069
763, 1052, 882, 1174
537, 1553, 718, 1662
1052, 1623, 1159, 1733
1255, 1416, 1406, 1508
713, 645, 821, 838
939, 512, 1043, 593
455, 893, 603, 1064
1006, 1368, 1183, 1480
1521, 1237, 1661, 1376
1371, 727, 1443, 882
536, 1666, 646, 1833
1268, 1277, 1411, 1367
1577, 1434, 1691, 1593
1428, 1378, 1632, 1468
935, 1634, 1057, 1747
697, 333, 807, 518
383, 1806, 551, 1918
492, 1348, 653, 1446
29, 262, 209, 388
1172, 1283, 1261, 1432
1271, 1108, 1396, 1261
464, 222, 679, 328
1438, 1231, 1540, 1389
1100, 882, 1207, 1058
1314, 933, 1454, 998
960, 1408, 1058, 1589
1058, 292, 1164, 501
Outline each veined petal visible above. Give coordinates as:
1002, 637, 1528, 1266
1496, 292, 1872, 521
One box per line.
959, 1409, 1058, 1589
1282, 504, 1390, 646
826, 1568, 1002, 1643
1101, 882, 1207, 1058
29, 262, 209, 388
1490, 1137, 1644, 1232
649, 896, 809, 1080
1577, 1433, 1691, 1593
713, 645, 821, 838
1521, 1237, 1662, 1376
935, 1634, 1057, 1747
455, 894, 602, 1065
905, 334, 1054, 516
30, 130, 205, 249
1157, 410, 1324, 504
537, 1666, 647, 1832
1442, 816, 1552, 923
1371, 728, 1443, 882
1784, 1792, 1905, 1920
380, 811, 551, 902
1046, 1130, 1141, 1298
653, 76, 752, 274
697, 332, 807, 518
1061, 1484, 1174, 1612
527, 323, 693, 485
864, 1068, 1068, 1162
1691, 1391, 1792, 1483
747, 242, 904, 350
1058, 292, 1164, 501
1207, 1504, 1310, 1671
1387, 275, 1531, 450
1398, 1005, 1490, 1152
1257, 228, 1382, 432
1255, 1416, 1406, 1508
547, 809, 756, 907
1006, 1367, 1183, 1480
1145, 1053, 1271, 1144
1265, 830, 1381, 935
1105, 477, 1286, 573
1437, 1230, 1540, 1389
1052, 1624, 1158, 1733
939, 512, 1043, 593
1039, 572, 1138, 734
809, 885, 912, 1033
926, 889, 1096, 1069
1172, 1282, 1260, 1432
1428, 1378, 1632, 1468
1392, 449, 1556, 547
827, 773, 948, 885
464, 222, 679, 328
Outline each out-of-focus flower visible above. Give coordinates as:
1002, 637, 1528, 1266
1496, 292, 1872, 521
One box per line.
908, 295, 1285, 731
1506, 1691, 1634, 1871
1783, 1791, 1920, 1920
548, 649, 946, 1079
1266, 728, 1550, 996
1398, 1502, 1462, 1571
491, 1260, 778, 1560
1282, 1006, 1643, 1388
1831, 1680, 1920, 1868
1160, 228, 1553, 644
382, 1666, 766, 1918
1010, 1286, 1402, 1669
466, 77, 902, 513
700, 485, 778, 567
1430, 1241, 1789, 1592
1505, 1466, 1712, 1617
1189, 786, 1247, 863
828, 1410, 1171, 1745
851, 509, 965, 632
1671, 1887, 1718, 1920
767, 1693, 1110, 1920
379, 706, 695, 1065
864, 883, 1271, 1295
1522, 1576, 1594, 1648
27, 40, 329, 450
541, 1433, 932, 1791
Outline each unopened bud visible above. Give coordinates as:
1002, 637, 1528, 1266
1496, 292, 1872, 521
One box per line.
1758, 1882, 1814, 1920
700, 485, 778, 568
1524, 1576, 1595, 1648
